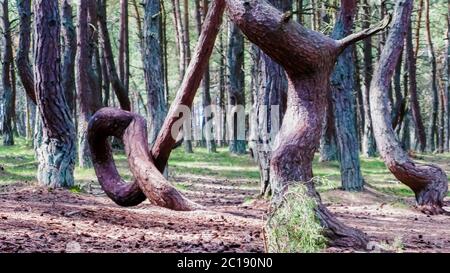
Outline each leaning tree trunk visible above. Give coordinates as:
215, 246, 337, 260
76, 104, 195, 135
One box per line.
88, 0, 226, 209
34, 0, 76, 188
61, 0, 76, 115
331, 0, 364, 191
16, 0, 36, 104
1, 0, 15, 146
225, 0, 389, 247
98, 0, 131, 111
369, 0, 448, 215
227, 22, 246, 154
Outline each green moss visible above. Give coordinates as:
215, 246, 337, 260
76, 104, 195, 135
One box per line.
265, 184, 327, 253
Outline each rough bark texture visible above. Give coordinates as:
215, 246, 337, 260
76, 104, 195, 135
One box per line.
227, 22, 246, 154
369, 0, 448, 215
16, 0, 36, 104
224, 0, 388, 247
98, 0, 131, 111
88, 0, 226, 209
143, 0, 168, 146
33, 0, 76, 188
61, 0, 76, 114
331, 0, 364, 191
1, 0, 15, 146
319, 97, 337, 162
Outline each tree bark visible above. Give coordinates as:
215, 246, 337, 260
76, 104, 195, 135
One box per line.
119, 0, 130, 94
98, 0, 131, 111
225, 0, 388, 247
1, 0, 14, 146
16, 0, 36, 104
251, 0, 290, 196
227, 21, 246, 154
88, 0, 226, 209
361, 0, 376, 157
143, 0, 168, 146
370, 0, 448, 215
34, 0, 76, 188
425, 0, 438, 152
406, 18, 427, 152
331, 0, 364, 191
61, 0, 76, 115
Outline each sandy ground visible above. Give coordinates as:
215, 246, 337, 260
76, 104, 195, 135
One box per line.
0, 176, 449, 253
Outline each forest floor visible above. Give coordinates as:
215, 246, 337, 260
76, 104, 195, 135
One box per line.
0, 139, 449, 253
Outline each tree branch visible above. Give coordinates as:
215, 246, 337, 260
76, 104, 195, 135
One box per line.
337, 14, 391, 53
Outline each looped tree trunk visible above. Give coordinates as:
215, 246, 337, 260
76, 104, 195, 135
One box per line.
88, 108, 201, 211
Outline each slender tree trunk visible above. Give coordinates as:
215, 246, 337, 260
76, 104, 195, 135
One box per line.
319, 97, 337, 162
331, 0, 364, 191
406, 19, 427, 152
1, 0, 15, 146
98, 0, 131, 111
16, 0, 36, 104
370, 0, 448, 215
425, 0, 438, 152
447, 0, 450, 152
61, 0, 76, 115
361, 0, 376, 157
227, 22, 246, 154
119, 0, 130, 93
143, 0, 168, 146
34, 0, 76, 187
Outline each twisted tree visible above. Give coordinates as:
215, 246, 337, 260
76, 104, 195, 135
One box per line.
369, 0, 448, 215
224, 0, 388, 247
88, 0, 226, 210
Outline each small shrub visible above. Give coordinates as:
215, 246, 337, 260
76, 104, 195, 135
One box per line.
264, 183, 327, 253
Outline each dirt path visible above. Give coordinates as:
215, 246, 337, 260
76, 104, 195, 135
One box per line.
0, 176, 449, 253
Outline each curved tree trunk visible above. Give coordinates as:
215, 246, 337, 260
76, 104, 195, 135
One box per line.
1, 0, 15, 146
225, 0, 388, 247
369, 0, 448, 215
88, 108, 200, 210
88, 0, 226, 209
331, 0, 364, 191
34, 0, 76, 188
16, 0, 36, 104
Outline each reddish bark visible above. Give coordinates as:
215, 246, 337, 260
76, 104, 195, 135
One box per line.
224, 0, 388, 248
88, 0, 226, 209
370, 0, 448, 215
88, 108, 199, 210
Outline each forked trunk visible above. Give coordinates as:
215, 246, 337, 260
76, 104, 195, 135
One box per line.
225, 0, 389, 247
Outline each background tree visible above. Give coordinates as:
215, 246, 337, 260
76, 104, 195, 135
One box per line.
33, 0, 76, 187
